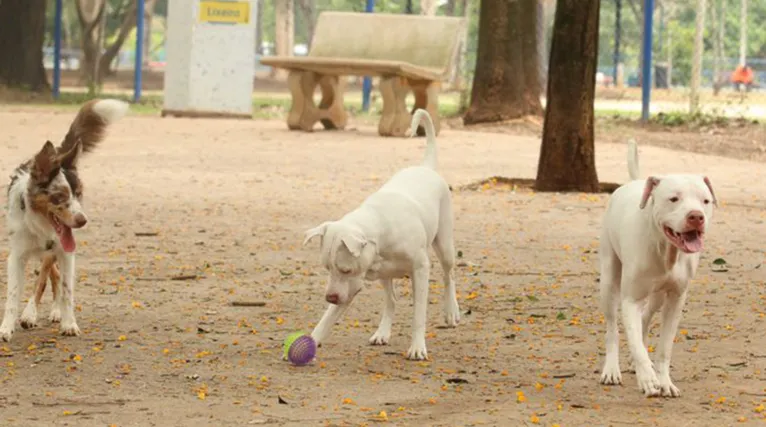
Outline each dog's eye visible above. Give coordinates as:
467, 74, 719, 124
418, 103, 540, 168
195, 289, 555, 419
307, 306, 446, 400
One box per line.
49, 194, 65, 205
669, 196, 679, 203
704, 199, 710, 204
338, 268, 352, 275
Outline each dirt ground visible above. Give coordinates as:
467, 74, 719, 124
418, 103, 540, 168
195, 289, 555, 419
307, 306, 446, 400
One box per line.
0, 107, 764, 427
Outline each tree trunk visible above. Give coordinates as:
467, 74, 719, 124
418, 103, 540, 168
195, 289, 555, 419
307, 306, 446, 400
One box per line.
97, 0, 158, 80
273, 0, 294, 79
463, 0, 539, 125
535, 0, 600, 193
738, 0, 747, 65
520, 0, 543, 113
450, 0, 468, 90
445, 0, 457, 16
143, 6, 153, 66
255, 0, 264, 54
297, 0, 316, 50
75, 0, 106, 85
712, 0, 725, 95
0, 0, 49, 91
689, 0, 706, 113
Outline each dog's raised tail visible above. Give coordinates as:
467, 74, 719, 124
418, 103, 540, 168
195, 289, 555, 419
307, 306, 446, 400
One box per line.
407, 109, 438, 169
627, 138, 640, 180
60, 99, 129, 155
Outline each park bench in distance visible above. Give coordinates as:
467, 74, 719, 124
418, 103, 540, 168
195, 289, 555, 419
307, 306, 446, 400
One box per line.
259, 11, 465, 137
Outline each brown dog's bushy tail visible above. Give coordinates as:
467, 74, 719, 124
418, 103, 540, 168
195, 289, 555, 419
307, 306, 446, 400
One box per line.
59, 99, 129, 157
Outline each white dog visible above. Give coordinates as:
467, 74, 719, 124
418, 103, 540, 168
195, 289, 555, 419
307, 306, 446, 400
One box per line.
303, 109, 460, 360
598, 139, 717, 397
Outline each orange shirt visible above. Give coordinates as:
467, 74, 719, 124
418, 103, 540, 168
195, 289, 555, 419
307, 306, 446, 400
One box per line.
731, 66, 754, 84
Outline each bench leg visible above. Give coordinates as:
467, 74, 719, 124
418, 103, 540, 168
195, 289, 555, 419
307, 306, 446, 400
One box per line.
286, 70, 318, 131
409, 80, 441, 137
286, 70, 347, 132
317, 75, 347, 130
378, 76, 411, 137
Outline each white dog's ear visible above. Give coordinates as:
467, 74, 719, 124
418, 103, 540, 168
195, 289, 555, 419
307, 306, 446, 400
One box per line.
303, 222, 332, 246
703, 176, 718, 207
639, 176, 660, 209
341, 233, 367, 257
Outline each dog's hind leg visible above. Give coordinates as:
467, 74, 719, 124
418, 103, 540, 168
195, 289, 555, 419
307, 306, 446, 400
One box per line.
407, 254, 431, 361
370, 278, 396, 346
599, 234, 623, 386
432, 206, 459, 327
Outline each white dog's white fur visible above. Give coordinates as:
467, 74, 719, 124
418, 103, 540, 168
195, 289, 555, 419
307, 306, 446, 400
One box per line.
599, 139, 718, 397
303, 109, 459, 360
0, 99, 128, 342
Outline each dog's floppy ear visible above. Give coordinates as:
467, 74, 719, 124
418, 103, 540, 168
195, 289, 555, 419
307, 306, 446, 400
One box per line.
303, 221, 332, 246
639, 176, 660, 209
341, 233, 367, 257
31, 141, 60, 183
58, 137, 83, 170
702, 176, 718, 207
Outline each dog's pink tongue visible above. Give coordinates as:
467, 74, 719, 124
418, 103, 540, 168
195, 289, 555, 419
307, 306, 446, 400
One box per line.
58, 226, 76, 253
683, 237, 703, 253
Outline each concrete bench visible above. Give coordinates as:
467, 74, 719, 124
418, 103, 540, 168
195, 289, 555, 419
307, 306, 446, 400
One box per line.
259, 11, 465, 137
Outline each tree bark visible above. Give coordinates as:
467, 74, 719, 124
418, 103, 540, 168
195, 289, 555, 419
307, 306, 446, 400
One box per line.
255, 0, 264, 54
535, 0, 600, 193
0, 0, 49, 91
463, 0, 540, 125
98, 0, 158, 80
297, 0, 316, 50
75, 0, 106, 85
421, 0, 439, 16
689, 0, 706, 113
273, 0, 294, 79
520, 0, 543, 113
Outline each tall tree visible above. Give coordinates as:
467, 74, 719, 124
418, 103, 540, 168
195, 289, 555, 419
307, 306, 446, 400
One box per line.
0, 0, 49, 91
296, 0, 316, 50
535, 0, 600, 193
463, 0, 542, 125
738, 0, 747, 65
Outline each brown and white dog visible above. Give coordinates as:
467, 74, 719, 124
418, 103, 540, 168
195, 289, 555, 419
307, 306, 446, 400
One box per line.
0, 99, 128, 342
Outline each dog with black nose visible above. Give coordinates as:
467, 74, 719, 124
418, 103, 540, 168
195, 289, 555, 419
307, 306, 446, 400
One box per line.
303, 109, 459, 361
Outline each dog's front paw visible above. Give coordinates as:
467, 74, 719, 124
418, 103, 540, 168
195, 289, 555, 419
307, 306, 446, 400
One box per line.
406, 341, 428, 361
599, 360, 623, 385
443, 299, 460, 327
636, 364, 661, 397
658, 375, 680, 397
369, 329, 391, 346
49, 306, 62, 323
20, 305, 38, 330
59, 322, 81, 337
0, 322, 15, 342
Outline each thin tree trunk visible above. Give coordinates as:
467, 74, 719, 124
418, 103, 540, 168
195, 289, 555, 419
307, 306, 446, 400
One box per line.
445, 0, 457, 16
535, 0, 600, 193
712, 0, 725, 95
738, 0, 747, 65
75, 0, 106, 85
0, 0, 49, 91
450, 0, 468, 90
463, 0, 537, 125
255, 0, 264, 54
297, 0, 316, 50
273, 0, 294, 79
143, 7, 153, 66
689, 0, 706, 113
520, 0, 543, 114
97, 0, 158, 80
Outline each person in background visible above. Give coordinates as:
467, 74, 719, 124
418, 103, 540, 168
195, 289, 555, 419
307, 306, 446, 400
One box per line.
730, 64, 755, 92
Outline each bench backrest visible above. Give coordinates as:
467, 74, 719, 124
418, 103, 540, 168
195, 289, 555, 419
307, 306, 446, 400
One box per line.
309, 11, 465, 74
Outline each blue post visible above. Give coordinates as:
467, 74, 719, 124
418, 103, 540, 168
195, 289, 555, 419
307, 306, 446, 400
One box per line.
52, 0, 63, 99
133, 0, 145, 103
641, 0, 654, 121
361, 0, 375, 112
